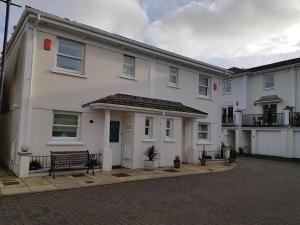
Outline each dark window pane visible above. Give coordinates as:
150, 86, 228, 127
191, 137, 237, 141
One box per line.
57, 55, 82, 72
58, 40, 82, 58
52, 126, 77, 137
110, 121, 120, 143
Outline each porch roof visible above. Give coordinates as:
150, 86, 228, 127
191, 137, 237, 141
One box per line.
82, 94, 208, 117
254, 95, 283, 104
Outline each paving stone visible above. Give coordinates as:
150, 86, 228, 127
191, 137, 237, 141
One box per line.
0, 157, 300, 225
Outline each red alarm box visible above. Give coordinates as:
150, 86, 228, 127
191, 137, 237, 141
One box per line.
213, 83, 217, 91
44, 39, 51, 50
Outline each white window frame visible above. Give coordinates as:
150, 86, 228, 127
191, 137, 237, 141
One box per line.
144, 117, 153, 139
197, 123, 210, 142
198, 75, 211, 98
123, 55, 135, 78
168, 67, 178, 87
263, 74, 275, 90
165, 119, 174, 140
56, 39, 85, 75
52, 111, 80, 140
223, 80, 232, 94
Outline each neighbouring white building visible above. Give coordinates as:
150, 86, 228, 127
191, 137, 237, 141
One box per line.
0, 7, 231, 177
221, 59, 300, 158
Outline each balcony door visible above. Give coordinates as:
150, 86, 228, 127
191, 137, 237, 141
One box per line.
222, 106, 234, 124
262, 104, 277, 125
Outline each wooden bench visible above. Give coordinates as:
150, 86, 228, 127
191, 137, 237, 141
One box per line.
49, 150, 99, 179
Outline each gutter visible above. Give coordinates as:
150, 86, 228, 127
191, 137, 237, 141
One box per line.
89, 102, 208, 118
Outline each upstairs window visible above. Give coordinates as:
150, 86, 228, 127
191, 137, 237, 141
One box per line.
169, 67, 178, 86
144, 117, 153, 139
263, 74, 274, 89
52, 112, 79, 139
223, 80, 232, 94
199, 75, 210, 97
123, 55, 135, 77
165, 119, 174, 139
56, 39, 84, 74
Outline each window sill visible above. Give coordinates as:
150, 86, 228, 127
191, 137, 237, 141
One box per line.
164, 139, 175, 143
142, 138, 155, 143
223, 92, 232, 95
197, 95, 213, 101
197, 141, 213, 145
120, 75, 137, 81
263, 87, 275, 91
167, 84, 180, 89
52, 69, 87, 78
47, 141, 85, 146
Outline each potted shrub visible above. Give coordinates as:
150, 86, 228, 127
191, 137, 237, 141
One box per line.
174, 155, 181, 168
143, 145, 159, 171
29, 160, 42, 170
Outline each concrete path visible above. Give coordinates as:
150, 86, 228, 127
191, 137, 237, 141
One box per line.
0, 161, 233, 195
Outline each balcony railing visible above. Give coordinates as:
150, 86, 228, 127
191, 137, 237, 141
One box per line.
290, 112, 300, 127
242, 113, 285, 127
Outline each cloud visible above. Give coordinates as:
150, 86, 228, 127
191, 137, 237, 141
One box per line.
145, 0, 300, 67
1, 0, 300, 68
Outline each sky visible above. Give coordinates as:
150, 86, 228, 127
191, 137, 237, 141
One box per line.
1, 0, 300, 69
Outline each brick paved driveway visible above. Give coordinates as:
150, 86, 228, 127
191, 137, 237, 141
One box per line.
1, 157, 300, 225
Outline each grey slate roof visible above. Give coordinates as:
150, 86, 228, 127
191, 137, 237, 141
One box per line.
229, 57, 300, 75
83, 94, 208, 116
255, 95, 283, 103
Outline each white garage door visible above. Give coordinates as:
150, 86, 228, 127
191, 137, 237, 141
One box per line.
294, 132, 300, 158
256, 131, 281, 156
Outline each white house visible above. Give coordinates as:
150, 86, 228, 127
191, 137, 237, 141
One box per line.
0, 7, 231, 177
221, 59, 300, 158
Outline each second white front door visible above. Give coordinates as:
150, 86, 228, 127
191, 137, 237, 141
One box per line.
109, 119, 122, 166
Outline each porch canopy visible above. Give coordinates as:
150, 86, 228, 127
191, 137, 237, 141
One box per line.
82, 93, 207, 118
254, 95, 283, 104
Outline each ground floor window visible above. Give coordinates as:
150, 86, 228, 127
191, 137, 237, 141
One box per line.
145, 117, 153, 139
197, 123, 209, 141
52, 112, 80, 139
165, 119, 173, 139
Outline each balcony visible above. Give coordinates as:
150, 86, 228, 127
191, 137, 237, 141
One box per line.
290, 112, 300, 127
242, 113, 285, 127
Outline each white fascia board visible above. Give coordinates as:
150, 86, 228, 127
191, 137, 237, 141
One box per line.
90, 103, 207, 119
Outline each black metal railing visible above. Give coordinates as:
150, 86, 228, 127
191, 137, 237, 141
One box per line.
30, 153, 102, 171
290, 112, 300, 127
242, 113, 285, 127
199, 150, 225, 160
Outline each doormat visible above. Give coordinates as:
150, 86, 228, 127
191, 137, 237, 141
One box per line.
207, 168, 214, 171
2, 180, 20, 186
85, 180, 94, 184
112, 173, 131, 177
71, 173, 85, 177
163, 169, 179, 173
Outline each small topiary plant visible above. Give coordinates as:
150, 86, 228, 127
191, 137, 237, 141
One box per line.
143, 145, 159, 161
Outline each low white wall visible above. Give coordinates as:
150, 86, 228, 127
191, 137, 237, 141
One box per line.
294, 131, 300, 158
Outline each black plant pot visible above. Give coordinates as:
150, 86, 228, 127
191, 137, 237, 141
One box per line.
174, 159, 181, 168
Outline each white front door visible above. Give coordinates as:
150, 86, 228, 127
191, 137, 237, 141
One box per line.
109, 119, 122, 166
